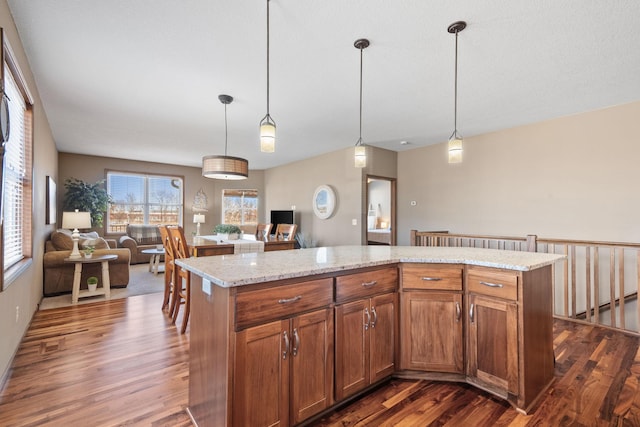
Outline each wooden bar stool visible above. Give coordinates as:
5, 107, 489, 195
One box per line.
168, 225, 191, 334
159, 225, 176, 313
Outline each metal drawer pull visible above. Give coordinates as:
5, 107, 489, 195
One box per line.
371, 307, 378, 328
364, 308, 371, 330
455, 302, 461, 322
469, 303, 475, 323
282, 331, 289, 359
422, 277, 442, 281
361, 280, 378, 288
292, 328, 300, 357
479, 281, 503, 288
278, 295, 302, 304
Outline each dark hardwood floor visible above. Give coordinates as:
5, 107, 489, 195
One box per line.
1, 292, 639, 426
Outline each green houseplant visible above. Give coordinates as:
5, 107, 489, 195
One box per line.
87, 276, 99, 292
83, 245, 95, 258
63, 178, 113, 228
213, 224, 242, 240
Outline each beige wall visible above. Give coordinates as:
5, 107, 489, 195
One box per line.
397, 101, 640, 245
1, 0, 59, 382
265, 146, 396, 246
58, 153, 265, 238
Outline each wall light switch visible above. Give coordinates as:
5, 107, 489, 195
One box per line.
352, 219, 358, 226
291, 205, 296, 210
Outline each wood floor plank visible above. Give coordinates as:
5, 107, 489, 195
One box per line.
2, 295, 640, 426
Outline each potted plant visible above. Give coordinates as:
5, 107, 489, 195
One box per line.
63, 178, 113, 228
83, 245, 95, 258
87, 276, 99, 292
213, 224, 242, 240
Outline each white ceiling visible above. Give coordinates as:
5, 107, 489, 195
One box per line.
7, 0, 640, 171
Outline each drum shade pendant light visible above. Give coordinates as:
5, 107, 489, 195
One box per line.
447, 21, 466, 164
259, 0, 276, 153
202, 95, 249, 180
354, 38, 370, 168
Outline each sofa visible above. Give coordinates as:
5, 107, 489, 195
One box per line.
43, 229, 130, 296
119, 224, 164, 264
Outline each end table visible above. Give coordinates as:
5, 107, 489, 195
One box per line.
64, 254, 117, 304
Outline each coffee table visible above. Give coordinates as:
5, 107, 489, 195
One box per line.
64, 254, 117, 304
141, 247, 165, 275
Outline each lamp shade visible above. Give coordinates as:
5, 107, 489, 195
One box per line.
354, 145, 367, 168
260, 120, 276, 153
193, 214, 205, 224
61, 210, 91, 230
202, 155, 249, 180
448, 137, 463, 163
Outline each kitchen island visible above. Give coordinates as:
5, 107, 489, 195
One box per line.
177, 246, 564, 427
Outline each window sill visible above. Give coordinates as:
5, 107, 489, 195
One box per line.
3, 258, 33, 290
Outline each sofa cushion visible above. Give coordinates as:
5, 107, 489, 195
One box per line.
127, 224, 162, 244
80, 237, 110, 249
51, 230, 109, 251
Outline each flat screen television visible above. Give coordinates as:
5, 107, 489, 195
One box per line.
270, 210, 295, 236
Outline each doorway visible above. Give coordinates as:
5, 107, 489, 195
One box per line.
365, 175, 396, 246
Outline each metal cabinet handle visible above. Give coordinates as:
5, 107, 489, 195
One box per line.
292, 328, 300, 357
364, 308, 371, 330
469, 303, 475, 324
278, 295, 302, 304
479, 281, 503, 288
282, 330, 290, 359
422, 277, 442, 281
371, 307, 378, 328
455, 302, 461, 322
361, 281, 377, 288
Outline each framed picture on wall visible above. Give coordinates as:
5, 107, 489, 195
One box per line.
46, 176, 56, 225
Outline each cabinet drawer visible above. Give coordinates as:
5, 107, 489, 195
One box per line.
235, 278, 333, 328
335, 267, 398, 303
467, 266, 518, 300
401, 263, 463, 291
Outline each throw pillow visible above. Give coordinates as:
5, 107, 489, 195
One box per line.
51, 230, 73, 251
80, 237, 109, 250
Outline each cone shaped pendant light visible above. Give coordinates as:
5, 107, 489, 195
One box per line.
354, 38, 369, 168
448, 21, 466, 164
259, 0, 276, 152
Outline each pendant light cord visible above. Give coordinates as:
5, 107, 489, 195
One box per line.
453, 29, 459, 135
358, 45, 363, 144
224, 102, 228, 156
266, 0, 270, 116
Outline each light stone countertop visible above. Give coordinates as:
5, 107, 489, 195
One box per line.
175, 245, 565, 288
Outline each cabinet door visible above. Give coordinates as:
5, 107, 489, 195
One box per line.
401, 291, 463, 373
335, 299, 369, 401
290, 308, 334, 425
234, 320, 289, 427
369, 292, 397, 382
468, 294, 518, 395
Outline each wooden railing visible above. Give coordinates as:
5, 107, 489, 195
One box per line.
411, 230, 640, 335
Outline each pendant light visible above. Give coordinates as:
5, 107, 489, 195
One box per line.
447, 21, 466, 164
259, 0, 276, 153
202, 95, 249, 180
354, 38, 369, 168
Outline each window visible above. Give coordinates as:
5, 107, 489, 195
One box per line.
106, 171, 183, 233
222, 189, 258, 226
2, 29, 33, 287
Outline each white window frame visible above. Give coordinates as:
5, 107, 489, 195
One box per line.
221, 189, 258, 226
106, 171, 184, 233
2, 28, 34, 290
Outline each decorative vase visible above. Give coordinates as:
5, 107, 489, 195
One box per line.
84, 253, 92, 259
88, 283, 97, 292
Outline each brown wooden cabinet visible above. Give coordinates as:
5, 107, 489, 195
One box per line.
233, 308, 333, 427
465, 264, 554, 412
400, 264, 464, 373
335, 267, 398, 401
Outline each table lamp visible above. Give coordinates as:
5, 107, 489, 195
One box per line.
62, 209, 92, 259
193, 213, 205, 236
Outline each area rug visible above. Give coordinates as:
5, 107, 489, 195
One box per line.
39, 263, 164, 310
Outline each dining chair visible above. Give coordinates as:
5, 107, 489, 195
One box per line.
255, 223, 273, 240
168, 225, 191, 334
274, 223, 297, 241
158, 225, 176, 314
